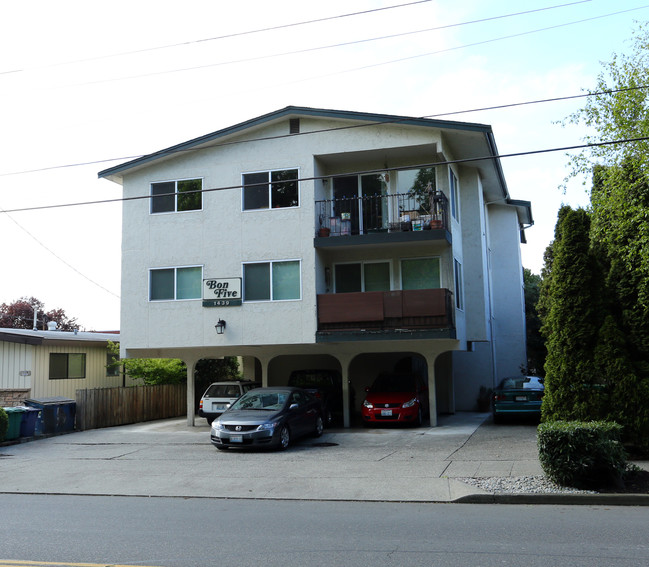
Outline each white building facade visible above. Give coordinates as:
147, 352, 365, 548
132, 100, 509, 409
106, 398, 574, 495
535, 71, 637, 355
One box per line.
99, 107, 533, 427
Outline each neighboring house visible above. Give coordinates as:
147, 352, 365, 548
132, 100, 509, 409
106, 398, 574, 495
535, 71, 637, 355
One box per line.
99, 106, 533, 427
0, 327, 125, 405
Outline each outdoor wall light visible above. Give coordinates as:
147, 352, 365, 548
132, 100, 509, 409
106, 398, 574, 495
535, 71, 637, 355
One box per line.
215, 319, 227, 334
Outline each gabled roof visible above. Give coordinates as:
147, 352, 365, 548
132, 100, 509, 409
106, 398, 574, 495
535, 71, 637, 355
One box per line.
98, 105, 532, 228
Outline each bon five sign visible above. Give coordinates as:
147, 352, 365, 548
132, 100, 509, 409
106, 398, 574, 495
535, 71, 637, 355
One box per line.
203, 277, 242, 307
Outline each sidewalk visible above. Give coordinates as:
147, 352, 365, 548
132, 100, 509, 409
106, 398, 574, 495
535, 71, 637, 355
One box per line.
1, 412, 647, 505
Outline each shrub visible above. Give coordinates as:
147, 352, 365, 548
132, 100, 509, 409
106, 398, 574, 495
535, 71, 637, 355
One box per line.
538, 420, 627, 489
0, 408, 8, 441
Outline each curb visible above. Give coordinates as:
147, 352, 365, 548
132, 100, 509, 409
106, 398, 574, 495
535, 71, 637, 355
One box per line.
455, 492, 649, 506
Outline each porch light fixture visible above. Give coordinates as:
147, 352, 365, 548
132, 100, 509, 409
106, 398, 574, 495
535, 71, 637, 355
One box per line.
215, 319, 227, 334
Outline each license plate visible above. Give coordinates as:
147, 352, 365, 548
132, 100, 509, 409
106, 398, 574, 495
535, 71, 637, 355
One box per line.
213, 403, 227, 410
515, 396, 527, 401
230, 435, 243, 443
381, 409, 393, 416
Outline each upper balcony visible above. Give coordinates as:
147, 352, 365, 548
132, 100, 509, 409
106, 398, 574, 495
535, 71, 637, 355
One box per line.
314, 190, 451, 247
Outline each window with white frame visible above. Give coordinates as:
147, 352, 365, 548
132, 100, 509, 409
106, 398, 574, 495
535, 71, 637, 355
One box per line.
151, 178, 202, 214
242, 169, 299, 210
149, 266, 203, 301
334, 261, 391, 293
243, 260, 301, 301
50, 353, 86, 379
449, 169, 459, 220
400, 257, 441, 290
454, 259, 464, 310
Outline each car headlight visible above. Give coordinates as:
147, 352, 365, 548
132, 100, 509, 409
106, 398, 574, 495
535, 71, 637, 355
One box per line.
257, 421, 279, 431
363, 399, 373, 409
212, 420, 226, 431
402, 397, 417, 408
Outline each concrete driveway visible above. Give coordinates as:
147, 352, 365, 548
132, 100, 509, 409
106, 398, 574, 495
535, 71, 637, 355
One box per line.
0, 412, 548, 502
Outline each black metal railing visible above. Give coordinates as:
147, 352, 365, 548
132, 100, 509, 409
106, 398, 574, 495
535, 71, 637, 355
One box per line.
315, 191, 449, 236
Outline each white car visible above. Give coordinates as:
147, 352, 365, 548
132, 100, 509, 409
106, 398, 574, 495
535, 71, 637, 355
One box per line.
198, 381, 259, 424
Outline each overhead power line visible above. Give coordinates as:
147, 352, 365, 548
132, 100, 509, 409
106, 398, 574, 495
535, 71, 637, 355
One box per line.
1, 84, 646, 178
2, 135, 648, 216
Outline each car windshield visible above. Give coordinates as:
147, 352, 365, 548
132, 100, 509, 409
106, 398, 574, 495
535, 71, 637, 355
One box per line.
204, 384, 241, 397
498, 377, 544, 390
370, 374, 416, 393
230, 391, 289, 411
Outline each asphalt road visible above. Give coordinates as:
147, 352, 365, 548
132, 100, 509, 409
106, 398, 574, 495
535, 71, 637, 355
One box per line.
2, 494, 649, 567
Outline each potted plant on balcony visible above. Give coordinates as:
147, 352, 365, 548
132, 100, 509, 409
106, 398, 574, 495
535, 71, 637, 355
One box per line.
407, 168, 438, 229
318, 215, 330, 237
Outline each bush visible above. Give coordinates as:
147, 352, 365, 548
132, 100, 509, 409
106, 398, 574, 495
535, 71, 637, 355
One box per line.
0, 408, 8, 441
538, 420, 627, 489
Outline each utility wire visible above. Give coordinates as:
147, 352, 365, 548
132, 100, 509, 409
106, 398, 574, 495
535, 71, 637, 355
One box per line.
1, 84, 646, 178
0, 0, 435, 75
2, 135, 648, 216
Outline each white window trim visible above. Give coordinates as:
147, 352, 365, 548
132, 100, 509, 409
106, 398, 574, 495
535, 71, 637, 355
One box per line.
242, 259, 302, 302
149, 265, 204, 302
333, 260, 392, 293
150, 177, 204, 215
241, 167, 300, 212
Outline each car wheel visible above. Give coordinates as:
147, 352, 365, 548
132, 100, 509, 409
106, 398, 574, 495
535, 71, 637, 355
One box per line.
313, 415, 324, 438
278, 425, 291, 450
493, 412, 502, 424
216, 445, 228, 451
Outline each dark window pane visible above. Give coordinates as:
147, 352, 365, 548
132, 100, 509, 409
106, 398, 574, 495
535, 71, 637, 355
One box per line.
177, 179, 202, 211
271, 169, 298, 208
243, 172, 269, 210
335, 263, 362, 293
50, 353, 68, 379
151, 182, 175, 213
244, 263, 270, 300
150, 268, 175, 300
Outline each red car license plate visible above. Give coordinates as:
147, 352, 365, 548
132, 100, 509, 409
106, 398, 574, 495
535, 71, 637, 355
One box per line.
381, 409, 393, 416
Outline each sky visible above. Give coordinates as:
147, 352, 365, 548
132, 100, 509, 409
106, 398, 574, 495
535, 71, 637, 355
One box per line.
1, 0, 647, 331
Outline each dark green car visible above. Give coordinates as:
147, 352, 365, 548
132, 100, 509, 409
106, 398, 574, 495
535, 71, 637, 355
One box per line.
492, 376, 544, 423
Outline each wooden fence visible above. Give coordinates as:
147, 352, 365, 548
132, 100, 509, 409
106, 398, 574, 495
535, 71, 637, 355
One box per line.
75, 384, 187, 431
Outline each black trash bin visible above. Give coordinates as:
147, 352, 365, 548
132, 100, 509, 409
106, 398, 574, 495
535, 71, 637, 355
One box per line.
24, 397, 76, 434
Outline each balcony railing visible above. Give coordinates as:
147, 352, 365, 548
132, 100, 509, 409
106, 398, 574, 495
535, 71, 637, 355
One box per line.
317, 288, 454, 332
316, 191, 449, 237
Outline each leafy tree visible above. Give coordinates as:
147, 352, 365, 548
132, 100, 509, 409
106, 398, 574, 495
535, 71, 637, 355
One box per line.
0, 296, 79, 331
106, 341, 186, 385
523, 268, 545, 376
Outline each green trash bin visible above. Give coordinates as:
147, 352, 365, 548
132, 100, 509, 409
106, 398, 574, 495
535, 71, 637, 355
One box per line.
3, 407, 25, 441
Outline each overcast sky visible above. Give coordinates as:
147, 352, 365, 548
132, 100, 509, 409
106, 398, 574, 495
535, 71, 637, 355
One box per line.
1, 0, 647, 331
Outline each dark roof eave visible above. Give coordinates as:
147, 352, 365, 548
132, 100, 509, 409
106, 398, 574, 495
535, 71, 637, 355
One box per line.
98, 106, 495, 183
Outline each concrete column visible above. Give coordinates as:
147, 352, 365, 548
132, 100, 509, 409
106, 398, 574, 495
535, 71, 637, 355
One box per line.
331, 353, 355, 428
184, 357, 200, 427
423, 352, 439, 427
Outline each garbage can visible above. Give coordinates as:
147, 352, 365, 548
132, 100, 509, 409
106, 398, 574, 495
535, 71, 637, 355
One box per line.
3, 407, 25, 441
19, 406, 40, 437
24, 397, 76, 434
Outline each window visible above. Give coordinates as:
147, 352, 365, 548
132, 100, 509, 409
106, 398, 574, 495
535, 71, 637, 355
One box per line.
50, 353, 86, 379
454, 259, 464, 310
243, 260, 301, 301
449, 169, 459, 220
334, 261, 391, 293
242, 169, 299, 210
106, 350, 120, 377
151, 178, 202, 214
401, 257, 441, 290
149, 266, 202, 301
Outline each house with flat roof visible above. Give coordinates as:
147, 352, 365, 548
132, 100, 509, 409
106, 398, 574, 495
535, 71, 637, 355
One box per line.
99, 106, 533, 427
0, 327, 124, 405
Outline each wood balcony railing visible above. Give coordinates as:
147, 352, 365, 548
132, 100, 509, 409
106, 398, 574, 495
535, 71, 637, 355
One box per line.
317, 288, 454, 332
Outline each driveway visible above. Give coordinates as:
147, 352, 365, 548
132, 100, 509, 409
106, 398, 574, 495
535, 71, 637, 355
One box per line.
0, 412, 543, 502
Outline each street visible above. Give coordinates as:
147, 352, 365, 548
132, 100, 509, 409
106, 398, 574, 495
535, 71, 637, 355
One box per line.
1, 494, 648, 566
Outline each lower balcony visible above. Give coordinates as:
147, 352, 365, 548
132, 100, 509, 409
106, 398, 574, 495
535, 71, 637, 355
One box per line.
316, 288, 455, 342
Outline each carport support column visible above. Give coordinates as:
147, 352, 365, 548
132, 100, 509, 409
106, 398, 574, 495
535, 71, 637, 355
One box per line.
336, 354, 355, 428
185, 357, 200, 427
257, 356, 271, 387
423, 353, 438, 427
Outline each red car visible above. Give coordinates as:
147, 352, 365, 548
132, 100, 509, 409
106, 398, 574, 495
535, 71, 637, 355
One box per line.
362, 373, 429, 426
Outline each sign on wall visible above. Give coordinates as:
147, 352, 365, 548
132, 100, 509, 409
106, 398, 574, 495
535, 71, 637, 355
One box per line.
203, 277, 242, 307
